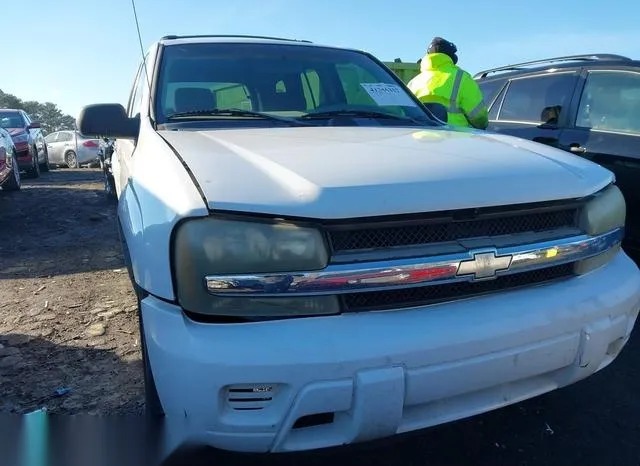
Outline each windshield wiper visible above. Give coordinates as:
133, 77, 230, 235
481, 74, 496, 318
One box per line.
166, 108, 308, 126
299, 109, 418, 122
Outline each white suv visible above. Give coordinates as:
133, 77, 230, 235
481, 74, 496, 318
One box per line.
78, 35, 640, 454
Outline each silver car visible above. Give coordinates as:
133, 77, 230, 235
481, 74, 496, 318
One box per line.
44, 130, 101, 168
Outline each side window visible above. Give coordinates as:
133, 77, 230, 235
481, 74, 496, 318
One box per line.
44, 132, 58, 143
22, 111, 31, 125
478, 79, 506, 110
58, 132, 73, 142
488, 85, 507, 121
498, 73, 576, 124
576, 70, 640, 135
301, 69, 321, 110
128, 60, 147, 118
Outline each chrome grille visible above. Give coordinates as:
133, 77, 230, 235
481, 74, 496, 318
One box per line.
327, 207, 580, 253
342, 263, 575, 312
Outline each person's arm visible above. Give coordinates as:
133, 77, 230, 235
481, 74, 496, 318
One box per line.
459, 72, 489, 129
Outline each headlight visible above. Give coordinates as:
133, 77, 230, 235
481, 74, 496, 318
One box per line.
575, 184, 626, 274
12, 133, 28, 144
173, 217, 338, 317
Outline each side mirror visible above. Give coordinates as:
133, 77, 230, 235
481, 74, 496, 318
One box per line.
77, 104, 139, 139
423, 102, 448, 123
28, 121, 41, 129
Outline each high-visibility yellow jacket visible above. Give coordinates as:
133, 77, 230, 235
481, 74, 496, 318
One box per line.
408, 53, 489, 129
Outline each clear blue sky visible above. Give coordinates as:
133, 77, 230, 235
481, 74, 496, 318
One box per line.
4, 0, 639, 119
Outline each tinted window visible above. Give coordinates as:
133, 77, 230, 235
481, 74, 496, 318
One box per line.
128, 59, 148, 118
0, 111, 26, 128
155, 43, 434, 126
487, 85, 508, 121
498, 73, 576, 124
478, 79, 505, 108
576, 70, 640, 135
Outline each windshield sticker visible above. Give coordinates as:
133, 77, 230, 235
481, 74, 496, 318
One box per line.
360, 83, 418, 107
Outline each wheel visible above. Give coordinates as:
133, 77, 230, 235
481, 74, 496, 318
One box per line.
26, 148, 40, 178
2, 160, 21, 191
65, 151, 79, 169
65, 151, 78, 169
105, 173, 117, 201
40, 146, 50, 172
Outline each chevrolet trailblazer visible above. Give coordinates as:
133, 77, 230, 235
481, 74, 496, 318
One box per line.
77, 35, 640, 454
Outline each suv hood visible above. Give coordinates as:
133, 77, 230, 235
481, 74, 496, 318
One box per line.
158, 126, 613, 219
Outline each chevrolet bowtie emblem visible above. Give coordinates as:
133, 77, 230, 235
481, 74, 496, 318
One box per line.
457, 250, 513, 280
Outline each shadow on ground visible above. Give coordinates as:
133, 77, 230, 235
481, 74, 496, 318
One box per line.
0, 169, 121, 279
0, 332, 143, 415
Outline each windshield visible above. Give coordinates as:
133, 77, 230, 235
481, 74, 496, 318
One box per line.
155, 42, 435, 127
0, 112, 25, 129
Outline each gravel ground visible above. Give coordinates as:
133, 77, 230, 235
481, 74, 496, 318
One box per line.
1, 169, 639, 466
0, 168, 142, 416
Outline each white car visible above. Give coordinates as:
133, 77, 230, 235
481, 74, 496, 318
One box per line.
78, 35, 640, 454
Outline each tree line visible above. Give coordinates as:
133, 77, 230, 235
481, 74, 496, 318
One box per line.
0, 89, 76, 134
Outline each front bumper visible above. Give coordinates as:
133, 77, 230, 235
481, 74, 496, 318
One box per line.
142, 251, 640, 453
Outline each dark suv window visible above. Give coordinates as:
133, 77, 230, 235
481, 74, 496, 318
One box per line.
478, 79, 505, 108
576, 70, 640, 135
497, 73, 576, 124
0, 111, 26, 129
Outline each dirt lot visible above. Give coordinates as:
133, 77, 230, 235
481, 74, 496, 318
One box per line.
0, 169, 143, 415
1, 169, 639, 466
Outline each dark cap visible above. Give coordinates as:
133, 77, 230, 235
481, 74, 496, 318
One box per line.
427, 37, 458, 64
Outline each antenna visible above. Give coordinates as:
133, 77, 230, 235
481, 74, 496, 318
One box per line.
130, 0, 152, 98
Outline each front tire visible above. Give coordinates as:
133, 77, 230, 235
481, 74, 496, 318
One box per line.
26, 149, 40, 178
40, 146, 50, 172
2, 162, 21, 191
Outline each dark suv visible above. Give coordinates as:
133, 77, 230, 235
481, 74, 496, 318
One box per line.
475, 54, 640, 256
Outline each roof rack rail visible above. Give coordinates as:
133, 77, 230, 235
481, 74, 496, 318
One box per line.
474, 53, 632, 79
160, 34, 312, 43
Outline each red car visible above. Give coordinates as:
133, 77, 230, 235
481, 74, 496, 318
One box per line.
0, 108, 50, 178
0, 127, 20, 191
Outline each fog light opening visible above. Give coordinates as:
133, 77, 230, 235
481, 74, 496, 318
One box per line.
606, 337, 626, 357
292, 412, 335, 429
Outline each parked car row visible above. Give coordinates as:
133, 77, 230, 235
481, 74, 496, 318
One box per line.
0, 127, 20, 191
0, 109, 102, 191
0, 109, 49, 183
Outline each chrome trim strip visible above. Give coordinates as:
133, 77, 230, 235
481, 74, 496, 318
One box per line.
205, 227, 624, 297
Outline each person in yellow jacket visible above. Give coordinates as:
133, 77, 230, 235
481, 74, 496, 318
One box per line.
408, 37, 488, 129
